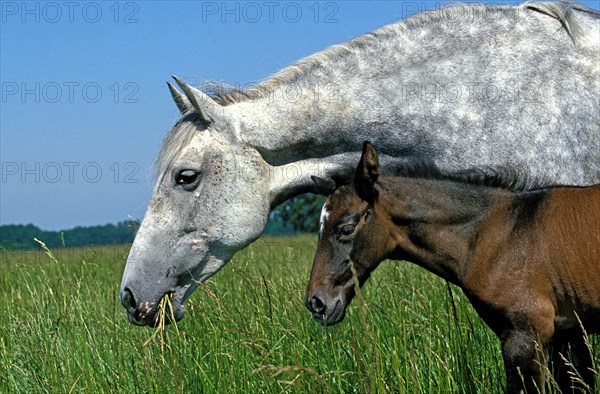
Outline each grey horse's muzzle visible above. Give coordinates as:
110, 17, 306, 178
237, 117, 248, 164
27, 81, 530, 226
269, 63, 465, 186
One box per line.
119, 283, 187, 327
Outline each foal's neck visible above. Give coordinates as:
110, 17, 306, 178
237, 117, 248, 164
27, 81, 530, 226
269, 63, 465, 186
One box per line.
380, 177, 511, 284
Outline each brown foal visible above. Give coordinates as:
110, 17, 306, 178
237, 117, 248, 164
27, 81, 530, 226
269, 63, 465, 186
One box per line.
305, 142, 599, 393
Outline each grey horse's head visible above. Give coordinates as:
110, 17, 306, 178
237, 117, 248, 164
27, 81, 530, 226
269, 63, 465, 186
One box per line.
119, 78, 272, 326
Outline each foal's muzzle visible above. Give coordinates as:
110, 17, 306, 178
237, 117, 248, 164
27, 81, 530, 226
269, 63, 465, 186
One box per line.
304, 290, 346, 326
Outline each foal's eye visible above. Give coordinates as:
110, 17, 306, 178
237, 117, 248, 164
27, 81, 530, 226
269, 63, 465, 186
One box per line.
339, 224, 356, 237
175, 170, 200, 190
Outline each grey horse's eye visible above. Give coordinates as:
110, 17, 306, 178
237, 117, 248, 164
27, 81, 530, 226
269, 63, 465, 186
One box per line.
175, 170, 201, 190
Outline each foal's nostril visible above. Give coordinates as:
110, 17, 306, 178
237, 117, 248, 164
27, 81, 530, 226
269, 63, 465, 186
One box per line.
121, 287, 136, 309
310, 295, 326, 315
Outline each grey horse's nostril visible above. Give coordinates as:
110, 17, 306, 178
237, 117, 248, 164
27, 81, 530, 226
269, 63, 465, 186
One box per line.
310, 295, 325, 315
121, 287, 136, 309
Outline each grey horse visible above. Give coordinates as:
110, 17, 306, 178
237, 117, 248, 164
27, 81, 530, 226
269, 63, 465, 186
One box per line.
120, 1, 600, 326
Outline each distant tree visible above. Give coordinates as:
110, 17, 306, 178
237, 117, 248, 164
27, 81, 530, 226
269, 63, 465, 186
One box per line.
0, 224, 53, 249
0, 221, 137, 249
0, 194, 327, 249
274, 193, 326, 233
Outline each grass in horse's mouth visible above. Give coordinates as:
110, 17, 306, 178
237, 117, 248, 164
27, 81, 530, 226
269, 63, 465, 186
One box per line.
143, 293, 180, 363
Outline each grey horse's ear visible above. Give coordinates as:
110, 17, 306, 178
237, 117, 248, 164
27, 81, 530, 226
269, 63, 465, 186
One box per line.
167, 82, 191, 114
355, 141, 380, 203
171, 76, 220, 124
311, 176, 336, 196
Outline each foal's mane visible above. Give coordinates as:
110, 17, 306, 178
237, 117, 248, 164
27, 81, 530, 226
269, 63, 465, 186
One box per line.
387, 158, 551, 192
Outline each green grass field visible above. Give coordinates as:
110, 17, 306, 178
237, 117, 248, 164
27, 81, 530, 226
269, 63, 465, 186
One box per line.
1, 236, 598, 393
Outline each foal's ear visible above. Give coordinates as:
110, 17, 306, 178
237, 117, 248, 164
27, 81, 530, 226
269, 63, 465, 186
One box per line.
355, 141, 380, 202
311, 176, 336, 196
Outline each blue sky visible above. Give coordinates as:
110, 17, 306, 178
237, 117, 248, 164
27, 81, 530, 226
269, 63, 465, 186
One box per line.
1, 0, 599, 230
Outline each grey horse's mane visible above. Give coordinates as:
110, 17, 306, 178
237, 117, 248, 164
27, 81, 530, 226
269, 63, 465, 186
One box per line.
206, 1, 597, 106
524, 0, 599, 40
154, 113, 198, 180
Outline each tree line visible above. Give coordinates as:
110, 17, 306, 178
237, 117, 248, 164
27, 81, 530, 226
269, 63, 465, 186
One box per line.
0, 222, 137, 249
1, 194, 326, 250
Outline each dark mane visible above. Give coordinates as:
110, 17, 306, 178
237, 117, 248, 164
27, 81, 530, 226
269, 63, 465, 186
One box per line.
387, 158, 552, 192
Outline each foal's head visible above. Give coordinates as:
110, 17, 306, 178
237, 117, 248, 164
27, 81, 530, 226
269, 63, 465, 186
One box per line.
305, 142, 394, 325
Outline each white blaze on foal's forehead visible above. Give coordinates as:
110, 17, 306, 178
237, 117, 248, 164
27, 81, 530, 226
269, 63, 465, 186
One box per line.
319, 203, 331, 235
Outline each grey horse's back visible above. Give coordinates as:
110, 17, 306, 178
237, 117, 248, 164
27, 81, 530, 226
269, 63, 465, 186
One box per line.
382, 1, 600, 188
